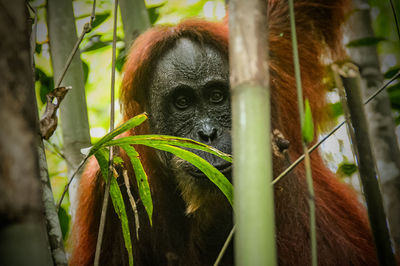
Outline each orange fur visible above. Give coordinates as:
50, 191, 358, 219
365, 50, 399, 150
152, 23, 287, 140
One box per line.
70, 1, 378, 265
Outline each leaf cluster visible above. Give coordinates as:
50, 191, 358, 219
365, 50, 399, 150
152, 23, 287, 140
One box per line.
87, 113, 232, 265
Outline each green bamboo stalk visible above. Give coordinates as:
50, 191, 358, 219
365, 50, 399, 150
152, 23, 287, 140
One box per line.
229, 0, 277, 265
288, 1, 317, 265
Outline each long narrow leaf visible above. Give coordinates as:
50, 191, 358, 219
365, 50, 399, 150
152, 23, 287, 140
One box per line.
94, 148, 109, 180
104, 135, 232, 162
94, 148, 134, 266
109, 176, 133, 266
140, 143, 233, 205
88, 113, 148, 156
119, 144, 153, 225
302, 99, 314, 144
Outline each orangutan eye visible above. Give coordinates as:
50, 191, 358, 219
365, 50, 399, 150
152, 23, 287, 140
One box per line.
174, 95, 190, 109
209, 89, 224, 103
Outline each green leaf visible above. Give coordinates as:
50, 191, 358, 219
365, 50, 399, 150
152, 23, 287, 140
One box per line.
113, 156, 124, 166
91, 13, 110, 30
147, 3, 165, 25
94, 148, 133, 266
82, 60, 89, 84
104, 135, 232, 163
337, 162, 358, 177
82, 41, 109, 52
120, 144, 153, 225
88, 113, 148, 156
329, 102, 343, 118
109, 177, 133, 266
105, 135, 232, 203
395, 115, 400, 125
384, 65, 400, 79
116, 46, 126, 72
387, 81, 400, 93
35, 43, 42, 54
388, 86, 400, 110
139, 143, 233, 206
302, 99, 314, 144
35, 67, 54, 104
57, 206, 70, 240
94, 148, 110, 180
346, 37, 386, 47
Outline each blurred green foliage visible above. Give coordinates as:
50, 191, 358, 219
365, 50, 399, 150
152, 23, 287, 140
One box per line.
369, 0, 400, 123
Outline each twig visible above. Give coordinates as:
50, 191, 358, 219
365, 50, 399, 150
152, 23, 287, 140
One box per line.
364, 70, 400, 105
288, 0, 317, 263
38, 140, 68, 265
54, 0, 96, 88
122, 169, 140, 239
94, 171, 111, 266
94, 0, 119, 264
55, 27, 88, 88
213, 225, 236, 266
44, 140, 74, 169
56, 157, 88, 212
389, 0, 400, 42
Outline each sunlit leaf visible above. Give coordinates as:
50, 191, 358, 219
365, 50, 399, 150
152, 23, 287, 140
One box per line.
329, 102, 343, 119
94, 148, 133, 266
337, 162, 358, 177
91, 13, 110, 30
88, 113, 148, 156
82, 41, 109, 52
119, 144, 153, 225
109, 176, 133, 266
105, 135, 232, 162
147, 2, 165, 25
94, 148, 109, 179
165, 144, 233, 205
134, 143, 233, 205
302, 99, 314, 144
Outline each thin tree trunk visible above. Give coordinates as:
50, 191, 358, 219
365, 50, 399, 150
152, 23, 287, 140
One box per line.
340, 67, 396, 265
38, 140, 68, 265
47, 0, 91, 218
30, 5, 67, 263
347, 0, 400, 253
229, 0, 277, 265
0, 1, 53, 265
119, 0, 151, 50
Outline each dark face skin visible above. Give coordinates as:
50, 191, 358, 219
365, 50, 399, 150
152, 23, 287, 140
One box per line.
147, 38, 231, 184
